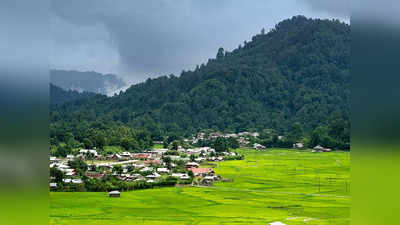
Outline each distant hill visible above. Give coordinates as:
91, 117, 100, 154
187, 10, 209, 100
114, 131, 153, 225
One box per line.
50, 70, 126, 95
52, 16, 350, 137
50, 83, 97, 106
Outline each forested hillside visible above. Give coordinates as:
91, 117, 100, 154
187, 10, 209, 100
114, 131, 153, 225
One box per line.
51, 16, 350, 150
50, 84, 97, 106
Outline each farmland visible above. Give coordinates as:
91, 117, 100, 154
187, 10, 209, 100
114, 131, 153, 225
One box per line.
50, 149, 350, 225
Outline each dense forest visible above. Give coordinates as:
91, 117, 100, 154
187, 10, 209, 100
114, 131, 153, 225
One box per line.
50, 84, 97, 106
50, 16, 350, 151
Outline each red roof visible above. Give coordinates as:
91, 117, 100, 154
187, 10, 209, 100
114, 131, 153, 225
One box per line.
132, 153, 150, 159
188, 168, 213, 174
85, 172, 105, 179
144, 159, 159, 165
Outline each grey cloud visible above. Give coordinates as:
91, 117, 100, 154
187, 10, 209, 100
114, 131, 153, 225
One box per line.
51, 0, 348, 83
302, 0, 350, 18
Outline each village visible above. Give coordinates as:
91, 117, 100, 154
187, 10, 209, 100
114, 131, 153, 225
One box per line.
49, 130, 331, 193
50, 144, 243, 192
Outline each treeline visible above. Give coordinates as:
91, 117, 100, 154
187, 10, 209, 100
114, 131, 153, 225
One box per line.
50, 122, 153, 156
52, 175, 181, 192
50, 16, 350, 149
258, 116, 349, 150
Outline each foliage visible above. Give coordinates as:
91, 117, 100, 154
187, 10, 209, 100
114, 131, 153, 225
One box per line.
67, 159, 88, 176
50, 16, 350, 149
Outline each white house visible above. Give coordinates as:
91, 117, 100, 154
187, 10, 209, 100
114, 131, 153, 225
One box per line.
121, 152, 132, 157
157, 168, 170, 173
79, 149, 98, 157
270, 222, 286, 225
253, 143, 266, 150
171, 173, 190, 180
140, 167, 153, 172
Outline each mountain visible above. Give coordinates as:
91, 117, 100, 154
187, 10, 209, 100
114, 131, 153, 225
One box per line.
50, 83, 97, 106
51, 16, 350, 140
50, 70, 126, 95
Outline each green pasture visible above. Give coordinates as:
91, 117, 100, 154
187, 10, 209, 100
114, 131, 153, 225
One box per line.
50, 149, 350, 225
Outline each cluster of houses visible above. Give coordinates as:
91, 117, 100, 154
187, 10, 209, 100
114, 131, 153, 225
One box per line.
49, 145, 241, 189
191, 131, 259, 145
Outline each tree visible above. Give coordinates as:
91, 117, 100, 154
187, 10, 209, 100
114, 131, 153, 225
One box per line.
83, 138, 93, 149
55, 145, 71, 158
50, 167, 64, 183
68, 159, 88, 176
288, 122, 303, 142
190, 154, 196, 162
227, 137, 239, 149
171, 141, 179, 150
121, 137, 138, 151
216, 47, 225, 59
213, 137, 228, 152
309, 126, 327, 147
163, 139, 169, 149
188, 170, 194, 178
163, 156, 172, 168
112, 165, 123, 175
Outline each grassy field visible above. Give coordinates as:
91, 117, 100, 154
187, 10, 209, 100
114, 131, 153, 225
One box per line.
50, 149, 350, 225
152, 144, 164, 149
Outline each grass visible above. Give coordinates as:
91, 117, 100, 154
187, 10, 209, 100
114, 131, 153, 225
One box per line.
50, 149, 350, 225
152, 144, 164, 149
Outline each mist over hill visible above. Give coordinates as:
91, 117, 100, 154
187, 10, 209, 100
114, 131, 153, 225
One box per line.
50, 70, 126, 95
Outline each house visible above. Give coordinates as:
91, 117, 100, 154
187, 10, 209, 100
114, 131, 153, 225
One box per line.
140, 167, 153, 172
109, 154, 122, 161
49, 183, 57, 189
146, 179, 154, 183
50, 156, 60, 163
85, 171, 105, 179
293, 142, 305, 149
150, 149, 168, 155
132, 153, 150, 160
62, 178, 71, 183
188, 168, 214, 176
121, 152, 132, 158
200, 176, 216, 185
65, 169, 75, 176
313, 145, 332, 152
72, 179, 83, 184
203, 176, 216, 181
144, 159, 160, 166
171, 173, 190, 180
185, 162, 199, 169
195, 157, 205, 162
251, 132, 260, 137
253, 143, 266, 150
146, 173, 161, 179
157, 168, 170, 173
109, 190, 120, 197
66, 155, 75, 160
269, 222, 286, 225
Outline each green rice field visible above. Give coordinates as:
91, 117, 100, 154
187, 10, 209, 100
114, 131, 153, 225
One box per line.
50, 149, 350, 225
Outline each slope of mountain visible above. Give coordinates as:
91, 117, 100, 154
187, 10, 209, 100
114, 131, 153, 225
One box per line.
50, 83, 97, 106
50, 70, 126, 95
51, 16, 350, 136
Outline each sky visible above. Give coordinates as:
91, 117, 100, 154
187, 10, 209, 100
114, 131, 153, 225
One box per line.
51, 0, 350, 83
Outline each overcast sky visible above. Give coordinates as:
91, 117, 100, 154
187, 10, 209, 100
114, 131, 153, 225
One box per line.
51, 0, 349, 83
